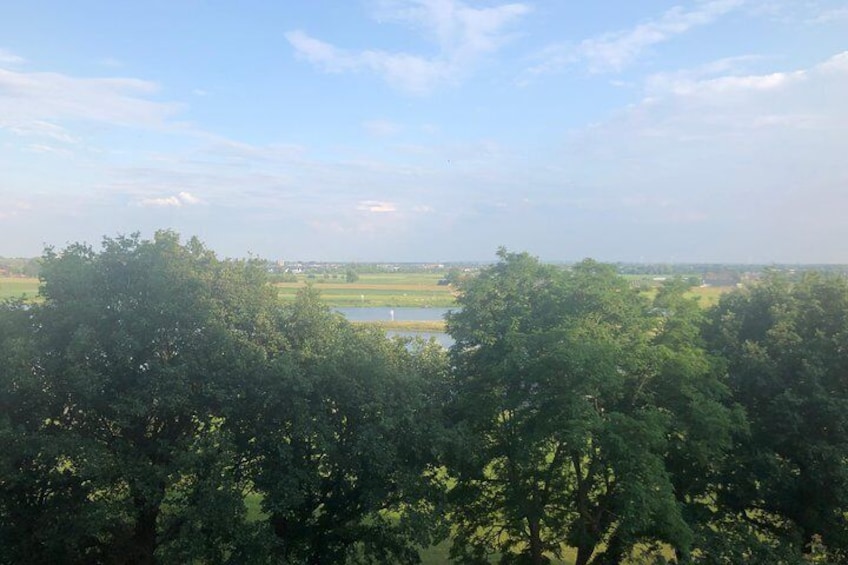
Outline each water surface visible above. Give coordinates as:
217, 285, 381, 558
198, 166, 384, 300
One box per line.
335, 307, 454, 322
335, 307, 455, 348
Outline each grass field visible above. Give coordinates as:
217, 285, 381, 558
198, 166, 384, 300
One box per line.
355, 320, 447, 332
274, 273, 456, 308
0, 274, 733, 311
684, 285, 730, 308
0, 277, 39, 300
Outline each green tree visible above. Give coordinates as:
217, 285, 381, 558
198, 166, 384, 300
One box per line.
444, 251, 735, 565
346, 268, 360, 283
0, 297, 107, 564
703, 273, 848, 562
234, 286, 448, 564
444, 267, 463, 286
0, 232, 277, 564
649, 278, 746, 564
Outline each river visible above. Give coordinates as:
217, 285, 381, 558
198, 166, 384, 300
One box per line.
334, 306, 454, 322
335, 307, 455, 347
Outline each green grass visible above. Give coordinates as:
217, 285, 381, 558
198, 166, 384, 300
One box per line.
355, 320, 447, 332
419, 542, 576, 564
685, 285, 730, 308
0, 273, 457, 308
244, 491, 268, 522
1, 274, 732, 310
640, 284, 734, 309
0, 277, 39, 300
274, 273, 456, 308
355, 273, 446, 285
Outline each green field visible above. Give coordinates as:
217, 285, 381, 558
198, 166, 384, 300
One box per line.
0, 277, 39, 300
0, 274, 732, 312
355, 320, 447, 332
275, 272, 456, 308
684, 285, 730, 307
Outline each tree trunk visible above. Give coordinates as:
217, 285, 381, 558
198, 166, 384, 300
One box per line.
128, 503, 159, 565
125, 473, 166, 565
527, 516, 544, 565
575, 543, 594, 565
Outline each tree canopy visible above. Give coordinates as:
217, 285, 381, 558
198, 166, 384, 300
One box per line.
1, 232, 277, 563
231, 286, 447, 563
3, 238, 848, 564
443, 250, 739, 565
703, 272, 848, 562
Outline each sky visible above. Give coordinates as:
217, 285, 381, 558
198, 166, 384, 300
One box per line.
1, 0, 847, 262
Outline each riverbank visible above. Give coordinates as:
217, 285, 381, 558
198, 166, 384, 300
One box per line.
353, 320, 446, 332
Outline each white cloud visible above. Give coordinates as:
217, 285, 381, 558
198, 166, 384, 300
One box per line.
648, 68, 806, 97
357, 200, 398, 213
138, 191, 202, 207
0, 48, 24, 65
530, 0, 745, 75
554, 50, 848, 260
285, 30, 454, 93
819, 51, 848, 73
645, 51, 848, 100
374, 0, 530, 56
0, 67, 180, 128
177, 191, 201, 204
139, 196, 182, 207
24, 143, 73, 156
286, 0, 530, 93
2, 120, 81, 144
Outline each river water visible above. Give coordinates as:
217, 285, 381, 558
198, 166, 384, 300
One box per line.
335, 307, 455, 347
335, 307, 454, 322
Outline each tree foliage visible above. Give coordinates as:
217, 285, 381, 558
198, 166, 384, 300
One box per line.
1, 232, 275, 563
703, 273, 848, 562
4, 236, 848, 564
0, 234, 451, 564
443, 251, 739, 565
230, 286, 447, 563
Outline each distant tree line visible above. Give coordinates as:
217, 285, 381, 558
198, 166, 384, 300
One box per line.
2, 234, 847, 564
614, 262, 848, 278
0, 257, 40, 278
264, 260, 484, 278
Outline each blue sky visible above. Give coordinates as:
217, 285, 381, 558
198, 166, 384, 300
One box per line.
1, 0, 847, 262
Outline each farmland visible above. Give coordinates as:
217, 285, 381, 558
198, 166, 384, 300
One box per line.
0, 277, 39, 300
273, 272, 456, 307
0, 273, 732, 312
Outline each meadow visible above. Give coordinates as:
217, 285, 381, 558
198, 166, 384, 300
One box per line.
0, 274, 731, 317
273, 272, 456, 308
684, 284, 728, 307
0, 277, 39, 300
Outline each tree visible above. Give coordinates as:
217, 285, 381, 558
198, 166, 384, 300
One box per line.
648, 278, 746, 564
345, 268, 360, 283
703, 273, 848, 562
444, 267, 464, 286
233, 286, 448, 564
0, 297, 107, 564
443, 251, 736, 565
0, 232, 277, 563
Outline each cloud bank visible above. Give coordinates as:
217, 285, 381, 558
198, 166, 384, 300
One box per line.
286, 0, 530, 93
530, 0, 745, 75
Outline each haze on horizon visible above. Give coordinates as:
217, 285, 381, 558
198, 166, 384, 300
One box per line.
1, 1, 846, 263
